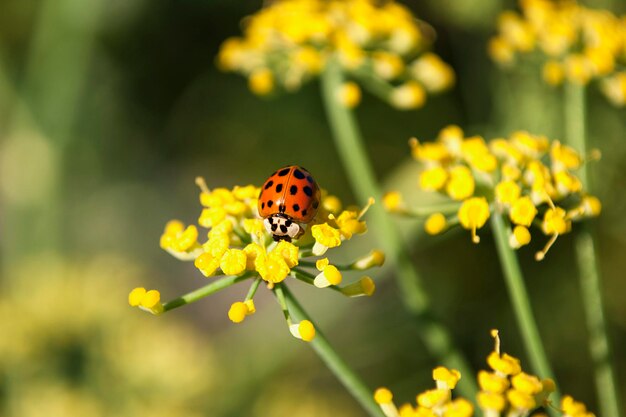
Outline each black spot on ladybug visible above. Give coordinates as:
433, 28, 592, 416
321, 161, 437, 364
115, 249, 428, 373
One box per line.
302, 209, 307, 216
306, 175, 314, 183
264, 180, 274, 189
303, 186, 313, 196
289, 185, 297, 195
312, 200, 319, 209
293, 169, 305, 179
267, 200, 274, 208
285, 219, 292, 227
276, 183, 283, 193
278, 168, 290, 176
271, 224, 278, 232
279, 204, 286, 213
293, 204, 300, 212
280, 225, 288, 233
261, 202, 265, 209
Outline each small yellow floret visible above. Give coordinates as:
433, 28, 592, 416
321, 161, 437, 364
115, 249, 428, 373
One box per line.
543, 60, 565, 86
322, 195, 343, 214
420, 167, 448, 191
129, 287, 147, 307
374, 387, 394, 404
417, 389, 448, 409
477, 371, 509, 393
411, 52, 456, 93
432, 366, 461, 389
383, 191, 405, 212
228, 301, 249, 323
446, 166, 475, 201
255, 252, 290, 283
512, 372, 543, 395
458, 197, 490, 243
195, 252, 221, 277
248, 68, 274, 95
507, 389, 536, 410
220, 249, 247, 275
311, 223, 342, 255
243, 243, 265, 270
273, 240, 299, 268
509, 196, 537, 227
337, 81, 362, 108
425, 213, 447, 235
509, 225, 531, 249
542, 207, 570, 235
443, 398, 473, 417
391, 81, 426, 109
477, 392, 506, 411
290, 320, 315, 341
314, 264, 342, 288
581, 195, 602, 217
487, 352, 522, 376
352, 250, 385, 269
495, 180, 521, 205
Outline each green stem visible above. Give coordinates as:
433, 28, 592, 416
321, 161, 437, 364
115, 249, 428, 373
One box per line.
491, 213, 560, 401
162, 273, 254, 312
320, 59, 478, 398
564, 83, 621, 417
280, 284, 385, 417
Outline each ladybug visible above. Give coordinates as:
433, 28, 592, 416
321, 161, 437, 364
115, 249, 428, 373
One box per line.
258, 165, 321, 242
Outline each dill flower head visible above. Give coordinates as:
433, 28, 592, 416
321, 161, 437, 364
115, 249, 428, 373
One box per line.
488, 0, 626, 106
131, 175, 383, 342
388, 126, 601, 260
374, 330, 594, 417
217, 0, 454, 108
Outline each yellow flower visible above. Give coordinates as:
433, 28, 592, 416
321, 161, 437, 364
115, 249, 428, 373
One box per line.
220, 249, 247, 276
243, 242, 265, 270
542, 60, 565, 85
443, 398, 473, 417
289, 320, 315, 341
372, 51, 405, 80
507, 389, 536, 410
228, 301, 255, 323
314, 264, 342, 288
337, 81, 362, 108
511, 372, 543, 395
334, 209, 368, 239
565, 53, 593, 85
487, 351, 522, 376
195, 252, 221, 277
255, 252, 290, 284
542, 207, 571, 235
417, 389, 449, 409
374, 388, 394, 404
383, 191, 405, 212
477, 370, 509, 393
509, 197, 537, 227
446, 166, 475, 201
411, 53, 456, 93
488, 36, 516, 65
495, 180, 521, 206
352, 250, 385, 269
477, 391, 506, 412
311, 223, 342, 255
248, 68, 274, 95
391, 81, 427, 109
509, 225, 531, 249
433, 366, 461, 390
273, 240, 299, 268
420, 166, 448, 191
425, 213, 447, 235
128, 288, 163, 315
601, 72, 626, 107
458, 197, 490, 243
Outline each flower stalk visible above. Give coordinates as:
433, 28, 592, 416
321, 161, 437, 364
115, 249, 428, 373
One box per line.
490, 212, 560, 406
320, 58, 478, 399
565, 83, 621, 417
281, 284, 385, 417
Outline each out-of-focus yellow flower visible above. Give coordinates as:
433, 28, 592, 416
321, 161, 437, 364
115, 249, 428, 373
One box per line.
218, 0, 454, 108
390, 125, 598, 257
337, 81, 362, 108
489, 0, 626, 106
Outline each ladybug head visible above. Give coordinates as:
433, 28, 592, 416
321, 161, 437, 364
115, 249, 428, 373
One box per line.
264, 214, 302, 242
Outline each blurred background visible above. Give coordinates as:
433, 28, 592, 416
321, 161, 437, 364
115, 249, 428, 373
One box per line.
0, 0, 625, 416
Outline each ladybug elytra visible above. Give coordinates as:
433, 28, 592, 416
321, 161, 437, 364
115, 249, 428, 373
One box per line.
258, 165, 321, 241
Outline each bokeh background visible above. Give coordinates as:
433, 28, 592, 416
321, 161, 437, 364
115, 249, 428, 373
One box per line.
1, 0, 625, 416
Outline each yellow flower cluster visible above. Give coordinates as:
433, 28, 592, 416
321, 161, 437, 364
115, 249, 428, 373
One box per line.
131, 177, 384, 342
489, 0, 626, 105
386, 125, 601, 260
374, 330, 594, 417
217, 0, 454, 108
374, 366, 472, 417
478, 330, 554, 417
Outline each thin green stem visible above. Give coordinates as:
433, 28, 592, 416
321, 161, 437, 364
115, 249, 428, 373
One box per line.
162, 273, 254, 312
245, 277, 262, 301
564, 83, 621, 417
490, 213, 561, 402
280, 284, 385, 417
320, 59, 478, 398
272, 283, 292, 325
